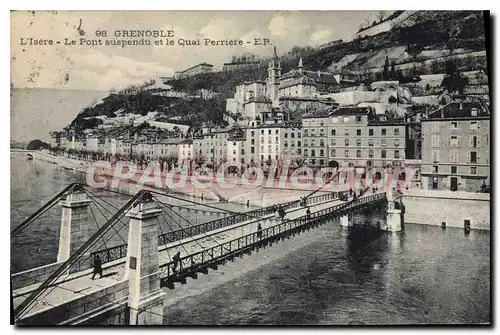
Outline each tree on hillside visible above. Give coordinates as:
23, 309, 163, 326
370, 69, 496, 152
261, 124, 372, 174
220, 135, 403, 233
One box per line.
441, 59, 469, 94
383, 56, 390, 80
26, 139, 50, 150
390, 61, 396, 80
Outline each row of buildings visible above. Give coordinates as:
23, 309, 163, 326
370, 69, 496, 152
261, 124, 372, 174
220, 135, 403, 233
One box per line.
51, 47, 490, 193
54, 100, 489, 193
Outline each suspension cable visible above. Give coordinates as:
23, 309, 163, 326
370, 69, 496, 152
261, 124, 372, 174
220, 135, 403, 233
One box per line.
14, 191, 146, 320
11, 183, 80, 235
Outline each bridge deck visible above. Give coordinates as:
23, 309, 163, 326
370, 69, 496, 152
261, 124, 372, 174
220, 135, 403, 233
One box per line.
13, 195, 357, 320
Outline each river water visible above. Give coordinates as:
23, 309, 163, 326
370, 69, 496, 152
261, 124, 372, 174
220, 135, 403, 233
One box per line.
10, 153, 491, 325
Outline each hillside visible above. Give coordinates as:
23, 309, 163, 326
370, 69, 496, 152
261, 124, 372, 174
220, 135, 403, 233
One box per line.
66, 11, 488, 134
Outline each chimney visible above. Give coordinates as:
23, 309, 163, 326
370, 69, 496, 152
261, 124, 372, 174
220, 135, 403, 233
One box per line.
459, 101, 463, 110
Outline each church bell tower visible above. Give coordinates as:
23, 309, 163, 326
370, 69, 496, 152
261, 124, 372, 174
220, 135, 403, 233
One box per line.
267, 46, 281, 108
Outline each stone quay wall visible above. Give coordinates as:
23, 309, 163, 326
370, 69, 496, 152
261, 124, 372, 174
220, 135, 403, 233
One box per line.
402, 190, 490, 230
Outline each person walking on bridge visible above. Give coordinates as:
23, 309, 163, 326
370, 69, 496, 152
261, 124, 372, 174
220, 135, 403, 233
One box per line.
172, 251, 182, 273
279, 206, 286, 221
91, 254, 102, 280
306, 207, 311, 220
257, 223, 263, 239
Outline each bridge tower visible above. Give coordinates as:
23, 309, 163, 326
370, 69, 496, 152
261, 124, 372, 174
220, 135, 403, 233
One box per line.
125, 192, 166, 325
57, 184, 92, 264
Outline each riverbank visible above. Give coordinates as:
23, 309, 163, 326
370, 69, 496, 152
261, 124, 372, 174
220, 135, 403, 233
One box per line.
26, 151, 327, 207
20, 150, 490, 230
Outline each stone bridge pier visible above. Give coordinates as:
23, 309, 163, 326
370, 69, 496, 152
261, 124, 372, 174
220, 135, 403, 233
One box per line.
125, 193, 166, 325
339, 193, 405, 232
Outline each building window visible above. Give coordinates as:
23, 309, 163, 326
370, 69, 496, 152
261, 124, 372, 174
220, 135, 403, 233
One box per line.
356, 116, 362, 123
468, 121, 479, 132
304, 129, 308, 135
344, 129, 349, 136
369, 129, 374, 136
251, 147, 255, 154
432, 122, 440, 133
251, 139, 255, 145
268, 130, 271, 135
320, 149, 325, 157
284, 133, 288, 138
311, 149, 316, 157
343, 116, 350, 123
381, 139, 387, 146
368, 149, 374, 158
331, 149, 336, 157
261, 130, 264, 135
251, 131, 255, 136
331, 129, 336, 136
311, 139, 316, 147
291, 133, 295, 138
432, 150, 440, 162
451, 166, 457, 174
450, 136, 459, 147
450, 121, 460, 130
431, 135, 440, 148
394, 139, 400, 147
344, 150, 349, 157
304, 149, 308, 157
470, 151, 477, 163
449, 150, 458, 163
331, 117, 338, 123
433, 165, 439, 173
381, 150, 387, 158
470, 135, 478, 148
298, 132, 302, 138
381, 128, 387, 136
284, 141, 288, 147
304, 139, 308, 147
298, 141, 301, 147
369, 139, 374, 147
470, 167, 477, 175
275, 130, 279, 134
320, 140, 325, 147
331, 139, 336, 146
357, 129, 362, 136
394, 128, 400, 135
356, 139, 361, 146
345, 139, 349, 146
356, 150, 361, 158
394, 150, 400, 159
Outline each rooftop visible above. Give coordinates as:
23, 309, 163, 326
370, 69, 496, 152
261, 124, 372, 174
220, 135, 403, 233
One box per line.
425, 102, 489, 120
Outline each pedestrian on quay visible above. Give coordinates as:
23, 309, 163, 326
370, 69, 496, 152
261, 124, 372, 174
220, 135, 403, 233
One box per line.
91, 254, 103, 280
306, 207, 311, 220
172, 251, 181, 273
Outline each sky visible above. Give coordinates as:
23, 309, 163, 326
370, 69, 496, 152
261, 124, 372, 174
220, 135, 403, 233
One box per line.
11, 10, 386, 92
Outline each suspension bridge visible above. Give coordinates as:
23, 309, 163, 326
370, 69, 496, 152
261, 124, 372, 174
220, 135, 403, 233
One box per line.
11, 180, 404, 325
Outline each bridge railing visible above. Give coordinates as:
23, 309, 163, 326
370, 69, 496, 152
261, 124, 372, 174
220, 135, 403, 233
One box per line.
159, 192, 386, 279
71, 244, 128, 273
71, 190, 351, 271
157, 190, 348, 246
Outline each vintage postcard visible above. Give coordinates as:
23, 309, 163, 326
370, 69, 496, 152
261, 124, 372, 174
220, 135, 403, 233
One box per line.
10, 10, 491, 326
